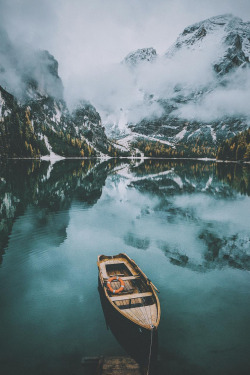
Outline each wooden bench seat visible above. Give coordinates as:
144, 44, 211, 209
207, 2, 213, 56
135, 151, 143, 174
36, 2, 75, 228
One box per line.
110, 292, 152, 302
119, 275, 140, 281
104, 275, 140, 281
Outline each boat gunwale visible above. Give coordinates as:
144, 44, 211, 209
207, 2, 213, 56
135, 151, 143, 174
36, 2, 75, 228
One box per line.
97, 253, 161, 330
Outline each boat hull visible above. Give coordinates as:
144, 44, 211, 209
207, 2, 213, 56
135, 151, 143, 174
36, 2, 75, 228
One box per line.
97, 253, 161, 331
98, 282, 158, 371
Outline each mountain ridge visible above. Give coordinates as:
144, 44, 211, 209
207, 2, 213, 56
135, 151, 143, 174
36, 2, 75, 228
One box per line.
0, 27, 117, 158
1, 15, 250, 159
113, 14, 250, 152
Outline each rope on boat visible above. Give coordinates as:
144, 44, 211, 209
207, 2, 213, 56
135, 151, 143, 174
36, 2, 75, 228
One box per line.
146, 326, 154, 375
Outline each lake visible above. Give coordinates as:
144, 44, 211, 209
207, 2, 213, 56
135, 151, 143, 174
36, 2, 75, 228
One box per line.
0, 158, 250, 375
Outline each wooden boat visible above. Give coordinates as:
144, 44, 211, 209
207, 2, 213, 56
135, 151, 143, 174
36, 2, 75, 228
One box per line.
98, 284, 159, 369
97, 253, 160, 331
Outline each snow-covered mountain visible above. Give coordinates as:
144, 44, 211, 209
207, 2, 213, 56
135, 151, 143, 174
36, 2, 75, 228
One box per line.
166, 14, 250, 72
114, 14, 250, 149
122, 47, 157, 68
1, 15, 249, 158
0, 27, 113, 158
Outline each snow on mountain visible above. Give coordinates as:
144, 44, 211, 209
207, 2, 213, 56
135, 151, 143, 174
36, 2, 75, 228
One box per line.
1, 15, 249, 157
166, 14, 250, 76
0, 28, 113, 158
40, 135, 65, 162
115, 131, 174, 152
123, 47, 157, 68
111, 14, 250, 148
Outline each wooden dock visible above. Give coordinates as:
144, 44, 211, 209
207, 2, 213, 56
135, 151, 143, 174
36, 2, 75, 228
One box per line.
82, 356, 143, 375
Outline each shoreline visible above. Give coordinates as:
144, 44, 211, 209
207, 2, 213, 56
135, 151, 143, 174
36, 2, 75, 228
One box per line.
1, 156, 250, 164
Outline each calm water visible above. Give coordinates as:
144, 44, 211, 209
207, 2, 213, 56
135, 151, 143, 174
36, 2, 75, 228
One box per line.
0, 159, 250, 375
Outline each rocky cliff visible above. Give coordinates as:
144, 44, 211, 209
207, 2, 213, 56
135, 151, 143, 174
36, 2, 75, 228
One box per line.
0, 27, 113, 158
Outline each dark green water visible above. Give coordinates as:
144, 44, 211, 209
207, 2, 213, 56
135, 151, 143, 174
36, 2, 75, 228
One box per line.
0, 159, 250, 375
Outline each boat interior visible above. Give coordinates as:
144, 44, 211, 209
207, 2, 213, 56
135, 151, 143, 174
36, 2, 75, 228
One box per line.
98, 255, 158, 327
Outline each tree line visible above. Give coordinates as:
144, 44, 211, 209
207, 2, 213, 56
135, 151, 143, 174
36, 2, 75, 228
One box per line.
132, 140, 217, 159
133, 129, 250, 161
216, 128, 250, 161
0, 104, 96, 158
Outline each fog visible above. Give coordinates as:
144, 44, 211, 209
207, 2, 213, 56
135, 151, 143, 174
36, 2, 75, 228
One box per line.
176, 70, 250, 121
79, 30, 250, 127
1, 0, 250, 127
0, 26, 63, 100
72, 49, 215, 126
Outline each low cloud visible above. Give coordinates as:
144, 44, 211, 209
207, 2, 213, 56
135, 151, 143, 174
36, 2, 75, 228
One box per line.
65, 31, 234, 128
0, 27, 63, 101
175, 68, 250, 121
65, 61, 165, 125
1, 0, 250, 128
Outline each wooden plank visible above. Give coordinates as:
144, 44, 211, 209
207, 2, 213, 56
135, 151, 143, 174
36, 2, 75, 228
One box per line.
101, 356, 141, 375
109, 274, 125, 277
110, 292, 152, 301
120, 275, 140, 281
104, 275, 139, 281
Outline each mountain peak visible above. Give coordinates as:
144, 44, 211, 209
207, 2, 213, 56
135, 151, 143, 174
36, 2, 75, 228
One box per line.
116, 14, 250, 148
181, 14, 241, 36
165, 14, 250, 74
123, 47, 157, 68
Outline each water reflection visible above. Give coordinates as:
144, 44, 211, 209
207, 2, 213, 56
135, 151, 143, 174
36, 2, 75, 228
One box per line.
130, 160, 250, 197
0, 158, 250, 375
217, 162, 250, 196
130, 160, 250, 196
1, 159, 250, 270
125, 160, 250, 272
0, 158, 122, 264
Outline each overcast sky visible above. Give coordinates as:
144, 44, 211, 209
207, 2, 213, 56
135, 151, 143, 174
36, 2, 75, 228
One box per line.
1, 0, 250, 106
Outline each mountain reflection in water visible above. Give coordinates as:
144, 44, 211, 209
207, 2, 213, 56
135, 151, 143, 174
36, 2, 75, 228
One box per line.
1, 159, 250, 270
0, 158, 119, 263
0, 158, 250, 375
